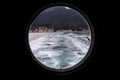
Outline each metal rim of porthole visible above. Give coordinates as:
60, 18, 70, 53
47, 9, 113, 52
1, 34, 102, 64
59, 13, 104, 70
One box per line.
25, 3, 95, 74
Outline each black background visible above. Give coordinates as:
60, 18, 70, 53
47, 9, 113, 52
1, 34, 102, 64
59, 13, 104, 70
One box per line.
3, 0, 118, 79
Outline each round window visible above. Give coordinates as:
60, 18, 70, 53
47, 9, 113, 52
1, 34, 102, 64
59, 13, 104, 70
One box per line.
27, 5, 94, 72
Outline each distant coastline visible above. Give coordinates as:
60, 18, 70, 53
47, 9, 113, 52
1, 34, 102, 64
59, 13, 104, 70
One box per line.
29, 26, 89, 33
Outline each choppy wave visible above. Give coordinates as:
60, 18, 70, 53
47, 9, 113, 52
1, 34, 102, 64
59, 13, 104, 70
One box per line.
29, 32, 91, 69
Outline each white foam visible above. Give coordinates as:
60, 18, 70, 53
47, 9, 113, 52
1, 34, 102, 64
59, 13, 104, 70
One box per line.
29, 32, 90, 69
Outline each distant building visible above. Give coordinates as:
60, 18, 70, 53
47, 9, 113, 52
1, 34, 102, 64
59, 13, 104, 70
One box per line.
34, 27, 54, 32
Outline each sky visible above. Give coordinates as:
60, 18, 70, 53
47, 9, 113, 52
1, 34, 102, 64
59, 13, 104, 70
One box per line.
30, 6, 89, 29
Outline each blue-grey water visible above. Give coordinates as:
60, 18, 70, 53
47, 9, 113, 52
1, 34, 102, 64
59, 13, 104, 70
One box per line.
29, 31, 91, 69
